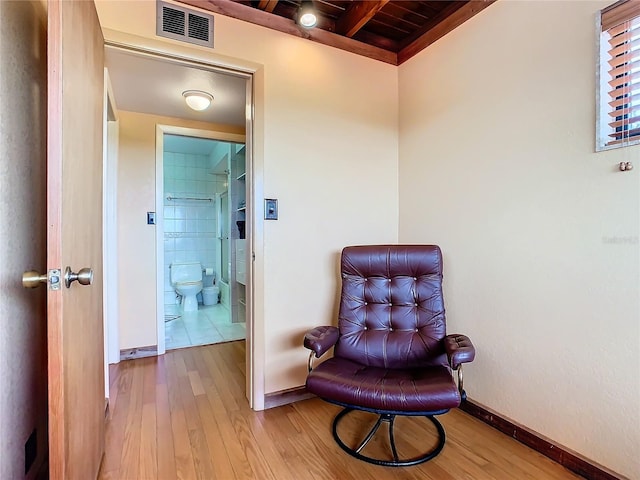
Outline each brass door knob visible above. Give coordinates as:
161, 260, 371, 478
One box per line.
23, 271, 48, 288
22, 269, 62, 290
64, 266, 93, 288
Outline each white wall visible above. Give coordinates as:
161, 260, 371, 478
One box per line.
116, 110, 244, 349
96, 1, 400, 392
0, 1, 48, 477
398, 1, 639, 477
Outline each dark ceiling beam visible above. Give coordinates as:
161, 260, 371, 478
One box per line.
398, 0, 497, 65
353, 29, 399, 53
335, 0, 390, 37
177, 0, 398, 64
257, 0, 279, 13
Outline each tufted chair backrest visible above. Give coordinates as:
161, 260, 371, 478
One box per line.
335, 245, 448, 369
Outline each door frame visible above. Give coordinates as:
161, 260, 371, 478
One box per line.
103, 68, 120, 394
103, 39, 264, 409
155, 126, 246, 356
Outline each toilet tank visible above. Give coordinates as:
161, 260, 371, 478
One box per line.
170, 262, 203, 283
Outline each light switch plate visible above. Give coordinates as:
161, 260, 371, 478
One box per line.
147, 212, 156, 225
264, 199, 278, 220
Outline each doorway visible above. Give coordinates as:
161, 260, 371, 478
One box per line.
103, 43, 259, 407
160, 134, 247, 350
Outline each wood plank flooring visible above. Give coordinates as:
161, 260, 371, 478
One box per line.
98, 342, 582, 479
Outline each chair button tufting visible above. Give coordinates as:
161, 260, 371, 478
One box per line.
388, 279, 392, 282
364, 302, 368, 305
388, 303, 392, 306
389, 327, 393, 331
414, 303, 418, 306
413, 277, 417, 281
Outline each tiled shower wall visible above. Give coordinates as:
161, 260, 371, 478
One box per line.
163, 151, 226, 305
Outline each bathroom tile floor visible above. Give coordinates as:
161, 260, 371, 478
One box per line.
164, 303, 245, 350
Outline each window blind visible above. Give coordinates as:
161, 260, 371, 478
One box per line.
601, 0, 640, 146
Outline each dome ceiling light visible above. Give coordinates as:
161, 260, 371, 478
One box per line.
182, 90, 214, 111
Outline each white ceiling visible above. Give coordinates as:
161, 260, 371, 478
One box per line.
105, 46, 246, 127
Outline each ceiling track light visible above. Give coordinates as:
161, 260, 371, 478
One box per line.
297, 0, 318, 28
182, 90, 214, 111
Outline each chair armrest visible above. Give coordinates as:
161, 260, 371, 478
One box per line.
444, 334, 475, 370
304, 326, 339, 358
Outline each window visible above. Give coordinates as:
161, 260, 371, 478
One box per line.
597, 0, 640, 151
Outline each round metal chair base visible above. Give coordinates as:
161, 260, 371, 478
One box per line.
332, 407, 446, 467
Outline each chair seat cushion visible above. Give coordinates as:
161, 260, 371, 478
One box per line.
306, 357, 461, 413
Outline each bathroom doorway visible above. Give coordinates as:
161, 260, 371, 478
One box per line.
159, 133, 247, 350
104, 42, 263, 409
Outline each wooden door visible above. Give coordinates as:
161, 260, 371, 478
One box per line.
47, 1, 106, 478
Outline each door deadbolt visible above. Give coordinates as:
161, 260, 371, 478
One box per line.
64, 266, 93, 288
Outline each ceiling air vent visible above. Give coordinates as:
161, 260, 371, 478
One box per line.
156, 1, 214, 48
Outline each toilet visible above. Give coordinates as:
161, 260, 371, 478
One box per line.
170, 261, 203, 312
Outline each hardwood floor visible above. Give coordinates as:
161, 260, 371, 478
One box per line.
98, 342, 582, 480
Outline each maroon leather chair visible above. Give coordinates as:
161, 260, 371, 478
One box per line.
304, 245, 475, 466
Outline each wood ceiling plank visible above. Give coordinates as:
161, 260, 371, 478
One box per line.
407, 1, 445, 17
310, 1, 348, 20
398, 0, 496, 64
177, 0, 398, 64
335, 0, 390, 37
265, 0, 279, 14
362, 14, 415, 41
398, 1, 468, 49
